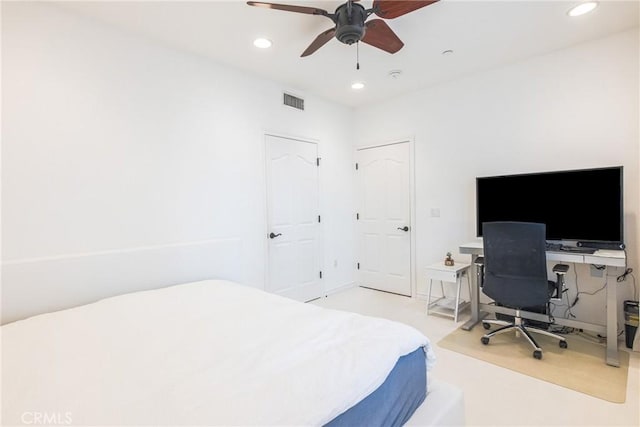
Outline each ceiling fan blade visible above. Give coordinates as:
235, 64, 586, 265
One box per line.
247, 1, 329, 16
361, 19, 403, 54
373, 0, 439, 19
301, 28, 336, 57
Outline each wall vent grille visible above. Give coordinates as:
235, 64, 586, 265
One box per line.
283, 93, 304, 111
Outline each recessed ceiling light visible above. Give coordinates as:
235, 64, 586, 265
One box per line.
351, 82, 365, 90
253, 38, 272, 49
567, 2, 598, 17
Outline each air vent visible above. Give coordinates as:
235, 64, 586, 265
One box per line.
283, 93, 304, 111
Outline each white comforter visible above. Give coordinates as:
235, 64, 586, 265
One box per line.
2, 280, 434, 426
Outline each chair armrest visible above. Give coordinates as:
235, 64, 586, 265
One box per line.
552, 264, 569, 275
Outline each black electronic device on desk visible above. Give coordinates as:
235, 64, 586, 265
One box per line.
545, 242, 563, 251
475, 166, 624, 248
545, 242, 596, 254
559, 246, 596, 254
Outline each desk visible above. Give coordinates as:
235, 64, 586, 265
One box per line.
459, 241, 626, 367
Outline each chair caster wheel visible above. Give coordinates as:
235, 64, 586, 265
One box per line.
559, 340, 568, 349
481, 336, 490, 345
482, 322, 491, 330
533, 350, 542, 359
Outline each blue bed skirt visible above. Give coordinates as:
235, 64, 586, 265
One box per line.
325, 347, 427, 427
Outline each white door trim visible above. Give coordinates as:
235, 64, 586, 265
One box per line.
355, 137, 416, 298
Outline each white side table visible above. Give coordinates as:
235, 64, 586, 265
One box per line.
426, 262, 471, 322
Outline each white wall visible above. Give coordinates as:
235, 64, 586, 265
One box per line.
354, 29, 639, 328
1, 2, 355, 323
3, 2, 638, 329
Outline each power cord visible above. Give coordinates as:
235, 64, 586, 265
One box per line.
617, 267, 638, 300
562, 263, 609, 318
564, 264, 580, 318
548, 325, 577, 335
617, 267, 633, 282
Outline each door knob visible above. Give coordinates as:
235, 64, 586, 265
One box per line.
269, 232, 282, 239
397, 226, 409, 232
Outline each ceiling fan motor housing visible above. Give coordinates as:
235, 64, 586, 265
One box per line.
334, 2, 367, 45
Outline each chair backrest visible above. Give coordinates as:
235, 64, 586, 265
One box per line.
482, 221, 550, 308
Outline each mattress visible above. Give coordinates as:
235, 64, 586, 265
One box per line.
327, 347, 426, 426
2, 280, 436, 425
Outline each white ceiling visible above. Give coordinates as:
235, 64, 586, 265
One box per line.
54, 0, 639, 108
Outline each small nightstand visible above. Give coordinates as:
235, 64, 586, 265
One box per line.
426, 262, 471, 322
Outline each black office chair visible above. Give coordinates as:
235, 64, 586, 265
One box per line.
480, 221, 568, 359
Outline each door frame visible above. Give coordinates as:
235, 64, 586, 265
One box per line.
262, 131, 324, 298
355, 137, 416, 298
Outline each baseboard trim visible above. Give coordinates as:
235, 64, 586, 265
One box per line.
324, 281, 356, 296
415, 293, 429, 301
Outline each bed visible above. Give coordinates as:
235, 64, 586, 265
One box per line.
2, 280, 463, 426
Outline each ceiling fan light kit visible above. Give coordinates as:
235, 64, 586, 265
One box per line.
247, 0, 439, 58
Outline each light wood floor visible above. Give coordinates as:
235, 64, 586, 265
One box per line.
312, 286, 640, 427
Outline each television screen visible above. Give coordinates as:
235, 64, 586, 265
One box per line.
476, 166, 623, 244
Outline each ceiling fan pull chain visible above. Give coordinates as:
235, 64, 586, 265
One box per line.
356, 41, 360, 70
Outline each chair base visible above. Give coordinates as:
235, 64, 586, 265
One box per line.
481, 311, 567, 359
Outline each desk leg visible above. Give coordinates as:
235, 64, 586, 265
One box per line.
606, 267, 620, 367
462, 255, 481, 331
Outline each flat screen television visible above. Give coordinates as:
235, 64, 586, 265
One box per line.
476, 166, 623, 245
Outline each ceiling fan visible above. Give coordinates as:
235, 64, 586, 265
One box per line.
247, 0, 439, 57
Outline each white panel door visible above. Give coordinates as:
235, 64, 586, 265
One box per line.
356, 142, 411, 296
265, 135, 322, 302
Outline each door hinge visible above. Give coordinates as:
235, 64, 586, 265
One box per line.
317, 157, 320, 166
356, 213, 359, 220
355, 163, 359, 170
357, 262, 360, 270
318, 215, 321, 223
319, 271, 323, 279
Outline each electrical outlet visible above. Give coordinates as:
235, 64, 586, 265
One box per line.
590, 264, 604, 278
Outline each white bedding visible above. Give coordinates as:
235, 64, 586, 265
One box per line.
2, 280, 435, 426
